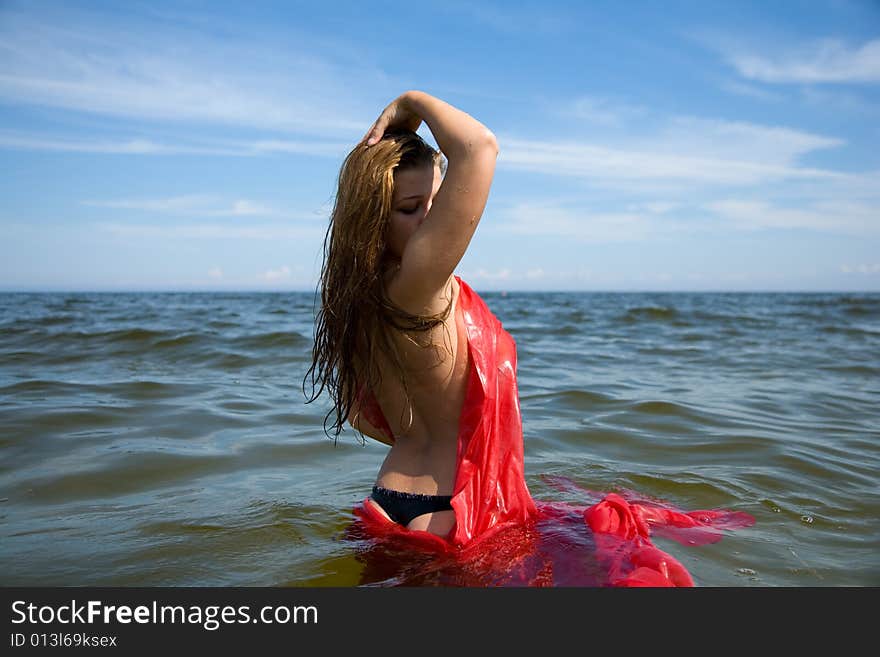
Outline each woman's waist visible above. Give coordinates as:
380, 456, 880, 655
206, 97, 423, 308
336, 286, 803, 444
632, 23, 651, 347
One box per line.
376, 444, 459, 496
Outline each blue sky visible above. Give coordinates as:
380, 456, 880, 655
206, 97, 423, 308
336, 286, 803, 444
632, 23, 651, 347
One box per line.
1, 0, 879, 292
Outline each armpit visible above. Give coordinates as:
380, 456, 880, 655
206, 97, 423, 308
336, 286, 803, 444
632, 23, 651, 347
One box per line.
351, 384, 396, 445
348, 407, 395, 446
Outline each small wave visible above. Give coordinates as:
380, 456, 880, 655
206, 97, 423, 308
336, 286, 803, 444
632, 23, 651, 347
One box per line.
692, 310, 774, 327
218, 400, 273, 414
819, 325, 880, 337
628, 399, 696, 416
803, 295, 880, 309
10, 405, 131, 434
551, 324, 582, 336
0, 379, 94, 396
636, 345, 705, 357
843, 305, 880, 318
819, 364, 880, 376
618, 399, 727, 430
109, 380, 203, 401
154, 333, 205, 349
59, 327, 168, 344
30, 314, 78, 327
680, 332, 709, 342
563, 309, 589, 323
620, 306, 678, 323
522, 388, 614, 410
17, 441, 323, 503
60, 298, 89, 308
206, 351, 262, 369
207, 320, 239, 329
231, 331, 308, 350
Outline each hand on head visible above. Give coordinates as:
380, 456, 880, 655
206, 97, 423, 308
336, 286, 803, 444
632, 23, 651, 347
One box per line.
363, 92, 423, 147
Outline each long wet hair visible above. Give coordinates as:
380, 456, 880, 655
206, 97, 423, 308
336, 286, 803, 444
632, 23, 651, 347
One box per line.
303, 129, 449, 442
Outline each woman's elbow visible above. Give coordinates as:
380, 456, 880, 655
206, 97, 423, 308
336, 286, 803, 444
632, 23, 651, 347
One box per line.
483, 129, 499, 156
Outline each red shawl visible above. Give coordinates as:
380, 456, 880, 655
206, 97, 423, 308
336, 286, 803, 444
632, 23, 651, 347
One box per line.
356, 275, 537, 545
353, 276, 754, 586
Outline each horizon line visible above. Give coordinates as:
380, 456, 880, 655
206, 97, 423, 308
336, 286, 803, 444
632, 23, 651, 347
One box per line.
1, 287, 878, 295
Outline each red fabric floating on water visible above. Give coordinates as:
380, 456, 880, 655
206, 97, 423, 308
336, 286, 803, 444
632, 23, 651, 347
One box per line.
351, 276, 755, 586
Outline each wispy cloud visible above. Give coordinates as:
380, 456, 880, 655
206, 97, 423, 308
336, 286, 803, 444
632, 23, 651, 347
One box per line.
0, 6, 382, 136
96, 222, 324, 240
799, 87, 880, 115
498, 202, 676, 243
840, 263, 880, 274
706, 199, 880, 235
499, 130, 842, 188
556, 95, 648, 126
82, 195, 277, 217
466, 268, 512, 281
260, 265, 292, 281
247, 140, 353, 157
719, 80, 785, 102
495, 196, 880, 242
0, 131, 351, 157
207, 266, 223, 279
0, 133, 221, 155
440, 0, 571, 35
724, 38, 880, 84
657, 116, 842, 166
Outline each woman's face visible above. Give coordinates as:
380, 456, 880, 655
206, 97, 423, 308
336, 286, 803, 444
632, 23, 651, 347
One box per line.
386, 163, 442, 260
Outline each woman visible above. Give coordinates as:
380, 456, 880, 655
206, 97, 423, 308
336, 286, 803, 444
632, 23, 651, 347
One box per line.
305, 92, 752, 582
304, 90, 536, 544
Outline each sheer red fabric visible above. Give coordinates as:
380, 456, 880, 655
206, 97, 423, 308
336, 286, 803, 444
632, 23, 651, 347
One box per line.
352, 276, 754, 586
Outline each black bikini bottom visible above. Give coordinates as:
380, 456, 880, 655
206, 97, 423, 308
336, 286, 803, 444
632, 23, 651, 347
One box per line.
370, 485, 454, 526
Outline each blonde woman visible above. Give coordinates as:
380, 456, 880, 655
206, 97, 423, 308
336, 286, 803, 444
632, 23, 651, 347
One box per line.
305, 90, 535, 544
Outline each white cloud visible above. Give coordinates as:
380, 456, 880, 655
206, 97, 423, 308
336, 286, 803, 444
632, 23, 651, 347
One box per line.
207, 266, 223, 279
727, 38, 880, 84
799, 87, 880, 115
719, 80, 785, 102
261, 265, 291, 281
0, 6, 380, 135
495, 195, 880, 242
248, 139, 354, 157
0, 133, 212, 154
439, 0, 571, 36
558, 96, 648, 126
658, 117, 842, 166
227, 200, 271, 217
96, 222, 324, 240
83, 195, 275, 216
498, 121, 843, 188
625, 202, 681, 215
499, 203, 669, 243
840, 263, 880, 274
0, 131, 352, 158
469, 268, 512, 281
706, 199, 880, 235
81, 196, 332, 221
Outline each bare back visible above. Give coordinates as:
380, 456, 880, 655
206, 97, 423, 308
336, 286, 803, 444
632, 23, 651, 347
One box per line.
373, 270, 469, 486
357, 270, 470, 534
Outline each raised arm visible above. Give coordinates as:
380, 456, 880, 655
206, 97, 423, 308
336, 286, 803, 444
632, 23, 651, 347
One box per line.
364, 91, 498, 312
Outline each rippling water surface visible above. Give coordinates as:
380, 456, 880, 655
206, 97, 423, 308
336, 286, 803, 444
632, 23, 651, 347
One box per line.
1, 289, 878, 586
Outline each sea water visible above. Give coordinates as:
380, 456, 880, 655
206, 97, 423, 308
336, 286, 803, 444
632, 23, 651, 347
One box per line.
1, 289, 878, 586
